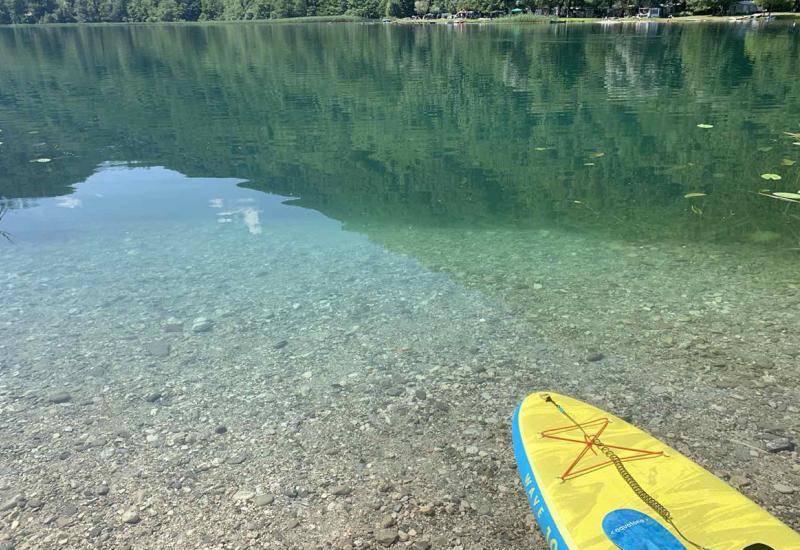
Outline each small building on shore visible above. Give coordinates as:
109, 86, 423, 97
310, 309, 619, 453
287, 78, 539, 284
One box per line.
638, 7, 661, 17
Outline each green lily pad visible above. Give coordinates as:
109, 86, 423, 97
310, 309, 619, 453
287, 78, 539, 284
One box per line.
697, 123, 714, 129
684, 192, 706, 198
782, 159, 796, 166
760, 173, 782, 180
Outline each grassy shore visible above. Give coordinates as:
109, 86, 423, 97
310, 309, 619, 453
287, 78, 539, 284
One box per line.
392, 11, 800, 25
5, 13, 797, 27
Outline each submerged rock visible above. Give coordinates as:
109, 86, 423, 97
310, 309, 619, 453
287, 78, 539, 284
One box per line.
380, 514, 396, 528
331, 485, 352, 496
375, 529, 398, 546
121, 509, 140, 524
773, 483, 796, 495
144, 392, 162, 403
145, 341, 170, 357
47, 392, 72, 404
0, 495, 21, 512
254, 494, 274, 506
191, 317, 213, 333
163, 318, 183, 332
225, 454, 248, 465
232, 489, 256, 502
765, 438, 795, 453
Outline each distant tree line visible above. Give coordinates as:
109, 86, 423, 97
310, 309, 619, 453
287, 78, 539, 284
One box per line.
0, 0, 796, 29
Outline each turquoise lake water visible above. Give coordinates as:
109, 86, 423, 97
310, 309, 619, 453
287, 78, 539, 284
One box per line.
0, 21, 799, 549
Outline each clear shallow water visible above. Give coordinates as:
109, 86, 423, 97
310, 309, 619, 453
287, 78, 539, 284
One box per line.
0, 21, 799, 549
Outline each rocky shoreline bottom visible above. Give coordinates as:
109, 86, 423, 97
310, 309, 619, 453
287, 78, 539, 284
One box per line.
1, 225, 798, 549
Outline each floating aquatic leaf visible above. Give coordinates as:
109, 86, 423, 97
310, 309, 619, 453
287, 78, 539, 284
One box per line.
31, 158, 51, 163
684, 192, 706, 198
697, 123, 714, 129
572, 200, 583, 204
760, 173, 782, 180
782, 159, 797, 166
759, 192, 800, 204
794, 142, 800, 146
590, 152, 605, 158
773, 192, 800, 200
785, 131, 800, 139
534, 146, 550, 151
691, 204, 703, 215
584, 162, 595, 166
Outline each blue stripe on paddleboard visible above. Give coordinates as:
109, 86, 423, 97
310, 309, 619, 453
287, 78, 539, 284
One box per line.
513, 400, 569, 550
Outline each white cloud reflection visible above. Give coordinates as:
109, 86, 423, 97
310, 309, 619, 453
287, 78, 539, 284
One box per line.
210, 200, 262, 235
56, 197, 82, 208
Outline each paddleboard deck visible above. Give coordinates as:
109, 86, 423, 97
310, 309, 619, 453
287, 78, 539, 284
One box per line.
512, 391, 800, 550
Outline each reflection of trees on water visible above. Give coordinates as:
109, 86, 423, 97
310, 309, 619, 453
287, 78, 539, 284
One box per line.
0, 204, 13, 242
0, 23, 798, 244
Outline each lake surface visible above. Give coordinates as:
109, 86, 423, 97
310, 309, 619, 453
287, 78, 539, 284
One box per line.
0, 21, 799, 549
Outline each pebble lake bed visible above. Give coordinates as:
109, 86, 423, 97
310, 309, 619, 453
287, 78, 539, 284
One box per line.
2, 19, 800, 550
1, 167, 799, 549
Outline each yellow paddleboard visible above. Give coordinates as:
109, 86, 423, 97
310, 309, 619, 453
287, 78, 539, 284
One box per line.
512, 391, 800, 550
